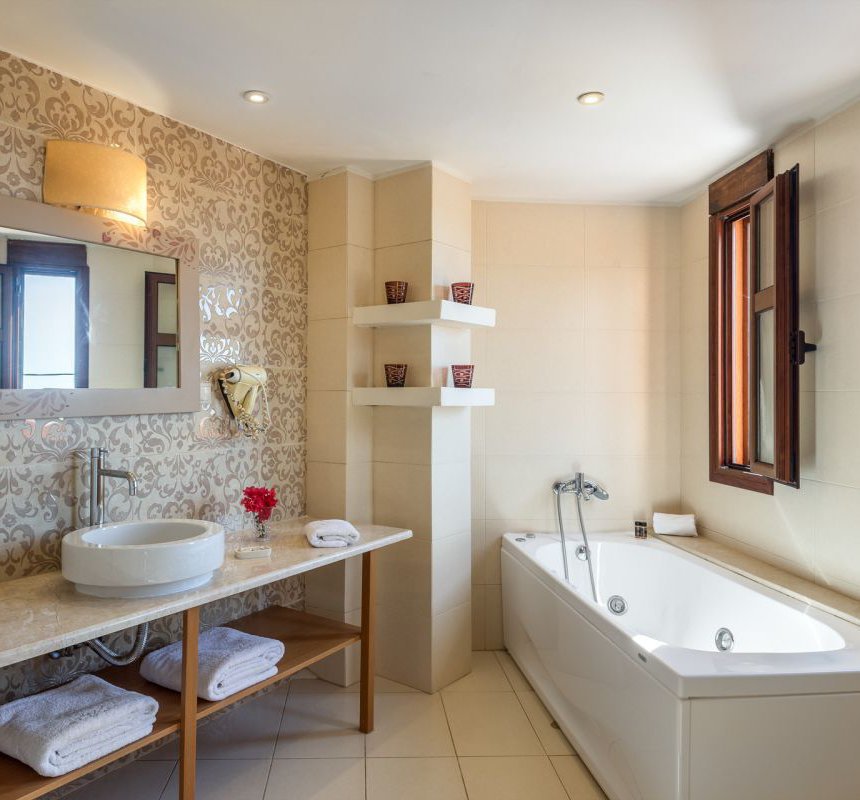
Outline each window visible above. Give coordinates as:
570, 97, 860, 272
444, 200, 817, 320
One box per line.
0, 240, 89, 389
709, 151, 809, 493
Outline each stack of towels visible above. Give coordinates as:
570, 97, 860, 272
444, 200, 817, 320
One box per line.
141, 626, 284, 701
304, 518, 361, 548
0, 675, 158, 777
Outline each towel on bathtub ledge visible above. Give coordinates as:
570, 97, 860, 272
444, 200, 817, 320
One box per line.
0, 674, 158, 777
304, 519, 361, 548
140, 626, 284, 701
652, 512, 698, 537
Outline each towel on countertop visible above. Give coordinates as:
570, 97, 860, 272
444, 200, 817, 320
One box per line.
304, 519, 361, 548
0, 674, 158, 777
652, 512, 698, 537
140, 626, 284, 701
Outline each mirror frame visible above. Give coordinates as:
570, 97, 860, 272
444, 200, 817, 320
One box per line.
0, 194, 200, 419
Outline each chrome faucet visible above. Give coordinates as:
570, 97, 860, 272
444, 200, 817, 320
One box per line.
552, 472, 609, 602
88, 447, 138, 527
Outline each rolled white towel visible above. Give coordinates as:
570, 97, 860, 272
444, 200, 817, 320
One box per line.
0, 675, 157, 777
305, 519, 361, 548
652, 512, 698, 537
140, 626, 284, 701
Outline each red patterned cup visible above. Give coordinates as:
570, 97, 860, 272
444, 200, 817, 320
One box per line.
385, 281, 408, 304
450, 282, 474, 304
451, 364, 474, 388
384, 363, 408, 387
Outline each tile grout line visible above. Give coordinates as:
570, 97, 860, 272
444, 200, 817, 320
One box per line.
496, 651, 577, 800
438, 688, 471, 798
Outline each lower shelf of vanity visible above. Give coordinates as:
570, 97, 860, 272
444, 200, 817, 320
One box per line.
0, 606, 361, 800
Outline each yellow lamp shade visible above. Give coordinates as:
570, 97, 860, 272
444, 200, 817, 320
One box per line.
43, 140, 148, 227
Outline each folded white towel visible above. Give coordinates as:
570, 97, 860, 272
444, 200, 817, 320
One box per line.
653, 512, 698, 537
140, 626, 284, 701
0, 675, 157, 777
305, 519, 361, 548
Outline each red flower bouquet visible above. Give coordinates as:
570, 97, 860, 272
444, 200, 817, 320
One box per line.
242, 486, 278, 538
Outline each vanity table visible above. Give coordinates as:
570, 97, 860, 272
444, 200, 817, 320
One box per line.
0, 518, 411, 800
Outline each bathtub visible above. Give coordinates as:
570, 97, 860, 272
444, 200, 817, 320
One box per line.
502, 532, 860, 800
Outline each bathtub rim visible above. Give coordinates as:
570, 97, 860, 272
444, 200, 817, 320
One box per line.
501, 532, 860, 699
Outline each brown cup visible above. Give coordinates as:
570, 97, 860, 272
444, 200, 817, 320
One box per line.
450, 282, 474, 304
385, 281, 408, 304
384, 363, 408, 387
451, 364, 474, 388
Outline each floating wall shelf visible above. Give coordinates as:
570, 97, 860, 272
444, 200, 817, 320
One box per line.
353, 299, 496, 329
353, 387, 495, 407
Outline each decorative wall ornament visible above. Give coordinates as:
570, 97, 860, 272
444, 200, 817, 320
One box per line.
0, 50, 308, 702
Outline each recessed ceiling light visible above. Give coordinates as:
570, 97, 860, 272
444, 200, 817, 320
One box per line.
242, 90, 270, 104
577, 91, 605, 106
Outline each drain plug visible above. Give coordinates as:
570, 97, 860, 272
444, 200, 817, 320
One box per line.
715, 627, 734, 652
608, 595, 627, 615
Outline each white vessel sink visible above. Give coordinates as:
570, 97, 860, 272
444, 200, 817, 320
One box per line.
62, 519, 225, 598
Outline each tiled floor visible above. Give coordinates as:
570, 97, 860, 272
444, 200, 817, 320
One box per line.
64, 651, 607, 800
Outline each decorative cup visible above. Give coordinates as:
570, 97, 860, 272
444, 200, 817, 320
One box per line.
384, 363, 408, 387
451, 364, 474, 388
385, 281, 408, 304
450, 282, 474, 304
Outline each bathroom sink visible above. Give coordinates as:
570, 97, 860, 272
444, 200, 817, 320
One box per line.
62, 519, 225, 598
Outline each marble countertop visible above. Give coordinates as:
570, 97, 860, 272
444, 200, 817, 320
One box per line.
657, 533, 860, 627
0, 518, 412, 669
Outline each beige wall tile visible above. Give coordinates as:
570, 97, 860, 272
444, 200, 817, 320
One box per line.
814, 102, 860, 213
584, 329, 680, 394
346, 171, 374, 249
472, 201, 488, 266
432, 407, 472, 464
345, 461, 373, 522
585, 205, 680, 269
483, 329, 584, 392
374, 406, 432, 465
484, 391, 584, 456
432, 532, 472, 614
432, 166, 472, 252
374, 326, 432, 388
306, 460, 346, 519
471, 585, 486, 650
374, 241, 433, 303
580, 393, 680, 457
486, 203, 585, 267
374, 164, 433, 248
307, 319, 347, 390
308, 172, 348, 251
432, 459, 471, 538
373, 461, 432, 536
306, 390, 348, 463
432, 241, 472, 299
488, 264, 585, 330
485, 584, 504, 649
308, 245, 348, 321
347, 245, 375, 312
775, 127, 816, 221
585, 267, 680, 331
431, 601, 472, 688
814, 197, 860, 301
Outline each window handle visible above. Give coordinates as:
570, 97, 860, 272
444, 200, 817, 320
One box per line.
791, 330, 817, 366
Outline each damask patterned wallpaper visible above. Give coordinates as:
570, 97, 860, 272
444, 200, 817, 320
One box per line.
0, 51, 308, 701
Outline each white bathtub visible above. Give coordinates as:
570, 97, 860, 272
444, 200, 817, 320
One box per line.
502, 532, 860, 800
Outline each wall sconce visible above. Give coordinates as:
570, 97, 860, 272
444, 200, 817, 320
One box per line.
43, 140, 148, 227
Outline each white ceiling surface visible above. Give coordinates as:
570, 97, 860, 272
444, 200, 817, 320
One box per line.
2, 0, 860, 203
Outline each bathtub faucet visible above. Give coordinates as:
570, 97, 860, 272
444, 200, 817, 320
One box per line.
553, 472, 608, 603
553, 473, 609, 502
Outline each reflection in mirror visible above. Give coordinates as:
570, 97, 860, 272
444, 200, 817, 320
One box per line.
0, 227, 178, 390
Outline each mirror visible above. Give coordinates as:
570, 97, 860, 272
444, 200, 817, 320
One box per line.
0, 194, 198, 420
0, 228, 178, 390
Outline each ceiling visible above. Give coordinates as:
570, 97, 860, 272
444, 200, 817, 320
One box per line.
2, 0, 860, 203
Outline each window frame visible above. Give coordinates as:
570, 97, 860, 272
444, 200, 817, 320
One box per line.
708, 151, 802, 494
0, 240, 90, 390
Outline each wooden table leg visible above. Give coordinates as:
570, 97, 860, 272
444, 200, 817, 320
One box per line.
179, 606, 199, 800
359, 551, 376, 733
